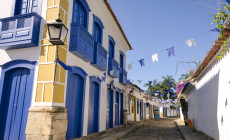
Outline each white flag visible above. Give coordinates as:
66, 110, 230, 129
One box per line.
185, 38, 197, 47
128, 64, 132, 70
137, 80, 142, 84
152, 54, 158, 63
191, 38, 197, 46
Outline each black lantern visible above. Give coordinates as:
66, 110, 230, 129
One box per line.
47, 18, 68, 45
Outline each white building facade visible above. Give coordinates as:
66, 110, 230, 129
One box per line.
0, 0, 131, 139
182, 26, 230, 140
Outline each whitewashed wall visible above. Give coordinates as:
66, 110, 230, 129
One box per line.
185, 44, 230, 140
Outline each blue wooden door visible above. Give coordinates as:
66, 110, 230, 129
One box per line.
106, 89, 113, 129
120, 93, 124, 125
115, 92, 119, 126
88, 82, 100, 135
0, 68, 33, 140
66, 73, 85, 139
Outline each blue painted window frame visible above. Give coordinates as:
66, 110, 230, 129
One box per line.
93, 15, 104, 45
66, 66, 88, 138
88, 76, 101, 134
72, 0, 91, 30
14, 0, 40, 16
119, 51, 124, 68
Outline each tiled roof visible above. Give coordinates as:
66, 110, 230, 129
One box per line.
192, 23, 230, 79
104, 0, 132, 50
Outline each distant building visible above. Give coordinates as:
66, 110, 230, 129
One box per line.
126, 83, 155, 122
182, 24, 230, 139
0, 0, 132, 139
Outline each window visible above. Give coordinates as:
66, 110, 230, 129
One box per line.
93, 15, 104, 44
120, 51, 124, 68
72, 0, 90, 30
108, 36, 115, 59
14, 0, 39, 16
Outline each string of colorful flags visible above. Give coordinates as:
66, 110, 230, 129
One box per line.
127, 28, 220, 71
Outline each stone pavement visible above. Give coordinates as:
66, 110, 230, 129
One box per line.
121, 118, 183, 140
76, 118, 207, 140
175, 119, 207, 140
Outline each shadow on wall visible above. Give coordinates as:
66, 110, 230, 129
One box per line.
188, 71, 219, 139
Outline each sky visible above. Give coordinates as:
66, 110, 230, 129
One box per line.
108, 0, 222, 89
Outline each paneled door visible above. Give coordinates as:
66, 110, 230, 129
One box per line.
0, 68, 33, 140
66, 73, 85, 139
88, 82, 100, 135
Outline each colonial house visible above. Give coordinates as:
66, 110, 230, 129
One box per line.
126, 83, 155, 123
182, 24, 230, 139
0, 0, 132, 139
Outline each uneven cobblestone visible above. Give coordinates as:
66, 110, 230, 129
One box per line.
121, 118, 183, 140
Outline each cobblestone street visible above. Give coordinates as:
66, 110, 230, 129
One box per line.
121, 118, 183, 140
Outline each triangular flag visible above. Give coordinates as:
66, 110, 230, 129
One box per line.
166, 47, 175, 57
152, 54, 158, 63
103, 72, 106, 77
148, 81, 152, 85
128, 64, 132, 70
210, 28, 220, 32
185, 38, 197, 47
139, 59, 145, 67
137, 80, 142, 84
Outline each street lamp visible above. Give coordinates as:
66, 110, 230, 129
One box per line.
47, 18, 68, 45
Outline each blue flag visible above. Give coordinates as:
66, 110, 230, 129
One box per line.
139, 59, 145, 67
210, 28, 220, 32
167, 47, 175, 57
148, 81, 152, 85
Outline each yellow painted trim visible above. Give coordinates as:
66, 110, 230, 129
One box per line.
47, 45, 56, 62
53, 83, 64, 103
35, 83, 43, 102
39, 46, 47, 63
37, 64, 55, 81
44, 83, 53, 102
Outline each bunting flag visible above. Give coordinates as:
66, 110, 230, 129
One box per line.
185, 38, 197, 47
103, 72, 106, 77
210, 28, 220, 32
139, 59, 145, 67
167, 47, 175, 57
128, 63, 133, 71
148, 81, 152, 85
168, 82, 173, 86
137, 80, 142, 84
152, 54, 158, 63
126, 79, 131, 84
